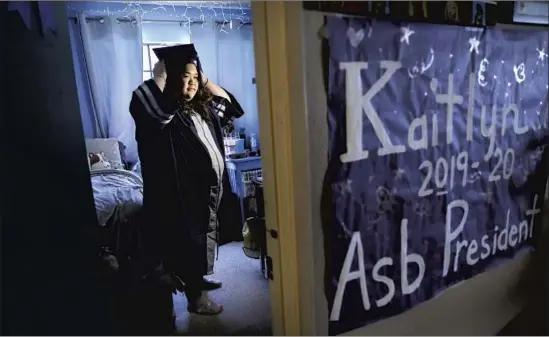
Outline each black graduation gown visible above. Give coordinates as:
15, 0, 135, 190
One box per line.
129, 79, 242, 283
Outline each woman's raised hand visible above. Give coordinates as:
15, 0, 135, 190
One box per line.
153, 60, 167, 80
152, 60, 167, 92
200, 71, 209, 86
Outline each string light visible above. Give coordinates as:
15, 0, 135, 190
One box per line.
67, 1, 251, 33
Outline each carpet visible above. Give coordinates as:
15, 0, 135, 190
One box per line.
173, 241, 272, 336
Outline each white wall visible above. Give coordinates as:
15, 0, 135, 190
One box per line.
302, 11, 534, 335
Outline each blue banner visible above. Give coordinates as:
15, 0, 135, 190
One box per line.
326, 17, 549, 335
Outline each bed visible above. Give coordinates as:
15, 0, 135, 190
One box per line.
85, 138, 144, 261
91, 168, 143, 227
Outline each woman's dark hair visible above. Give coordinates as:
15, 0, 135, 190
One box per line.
164, 58, 213, 121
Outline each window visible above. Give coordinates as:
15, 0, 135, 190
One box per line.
513, 1, 548, 25
142, 43, 168, 82
141, 22, 193, 81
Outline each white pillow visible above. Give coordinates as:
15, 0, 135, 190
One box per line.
85, 138, 124, 170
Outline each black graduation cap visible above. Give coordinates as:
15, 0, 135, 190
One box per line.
153, 43, 198, 63
153, 44, 203, 76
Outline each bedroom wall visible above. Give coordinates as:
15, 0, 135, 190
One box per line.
301, 10, 545, 336
1, 3, 110, 334
490, 23, 549, 337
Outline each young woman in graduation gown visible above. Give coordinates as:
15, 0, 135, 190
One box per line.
129, 44, 243, 317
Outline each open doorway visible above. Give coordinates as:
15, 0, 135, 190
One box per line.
65, 1, 272, 335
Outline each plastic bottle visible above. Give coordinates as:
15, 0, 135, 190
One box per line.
250, 133, 258, 153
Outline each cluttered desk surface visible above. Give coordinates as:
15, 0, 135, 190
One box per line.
226, 156, 262, 164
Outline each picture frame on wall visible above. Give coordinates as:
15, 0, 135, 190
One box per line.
472, 1, 487, 26
512, 1, 549, 26
368, 1, 390, 17
443, 1, 461, 23
389, 1, 429, 21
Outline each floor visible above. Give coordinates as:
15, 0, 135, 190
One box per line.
172, 242, 272, 336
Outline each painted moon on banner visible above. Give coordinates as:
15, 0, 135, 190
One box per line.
408, 48, 435, 78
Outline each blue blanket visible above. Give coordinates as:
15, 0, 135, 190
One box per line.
91, 168, 143, 227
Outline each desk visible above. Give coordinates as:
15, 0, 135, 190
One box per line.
226, 156, 262, 227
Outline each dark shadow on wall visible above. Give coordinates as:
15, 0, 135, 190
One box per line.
504, 136, 549, 336
318, 13, 334, 332
0, 3, 113, 335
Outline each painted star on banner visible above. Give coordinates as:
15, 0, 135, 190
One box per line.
537, 48, 547, 62
481, 189, 494, 205
395, 168, 406, 180
531, 145, 546, 162
332, 180, 353, 202
413, 199, 432, 217
334, 179, 353, 194
400, 26, 415, 45
377, 186, 397, 212
468, 171, 482, 184
468, 36, 480, 54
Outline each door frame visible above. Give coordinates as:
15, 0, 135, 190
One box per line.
253, 3, 549, 336
251, 1, 313, 335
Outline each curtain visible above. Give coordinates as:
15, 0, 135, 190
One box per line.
68, 19, 97, 139
214, 23, 258, 137
76, 14, 143, 164
191, 20, 219, 85
236, 24, 259, 139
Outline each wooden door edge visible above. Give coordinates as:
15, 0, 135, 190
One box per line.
251, 2, 286, 335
